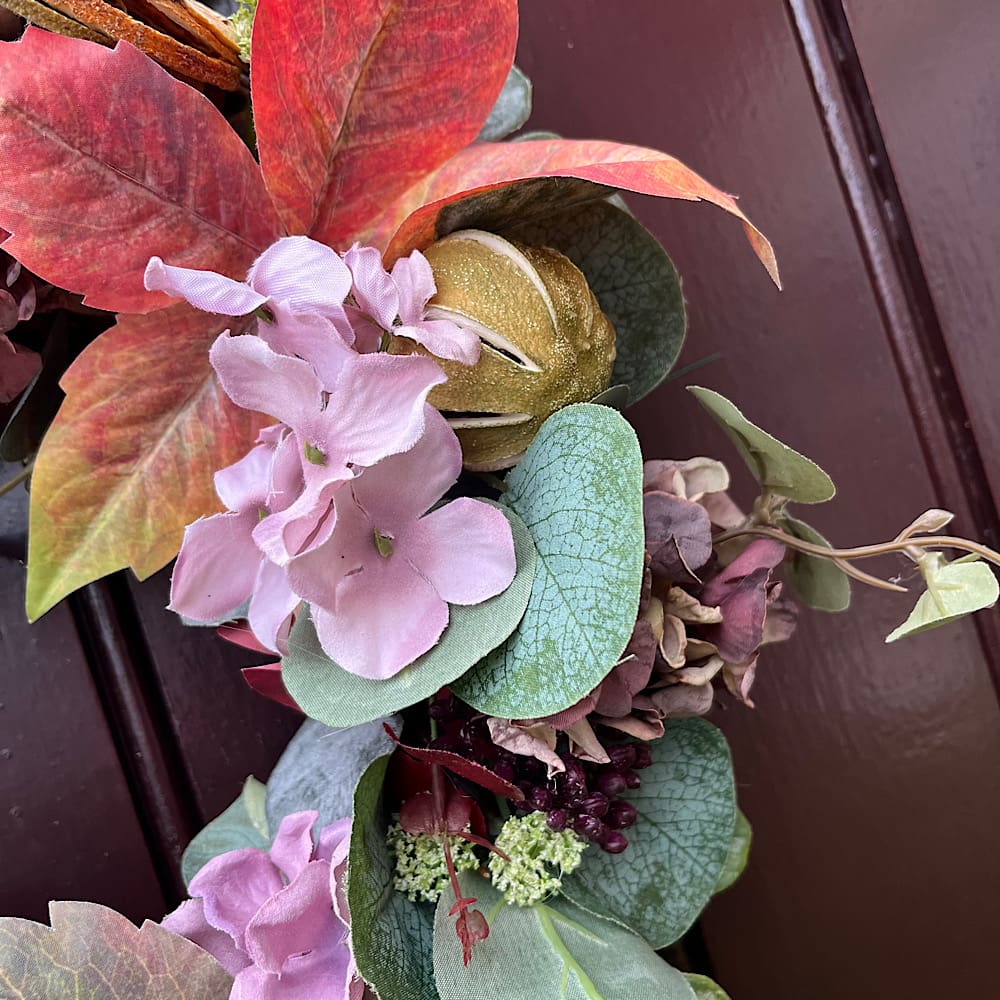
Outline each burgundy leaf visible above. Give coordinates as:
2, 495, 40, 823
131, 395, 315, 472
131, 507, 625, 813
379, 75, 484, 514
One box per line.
455, 907, 489, 966
241, 664, 303, 713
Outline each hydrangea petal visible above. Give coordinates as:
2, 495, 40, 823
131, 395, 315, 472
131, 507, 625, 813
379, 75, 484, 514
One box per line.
268, 811, 319, 884
343, 244, 398, 330
389, 250, 436, 323
214, 443, 275, 512
244, 861, 341, 974
189, 847, 284, 952
312, 558, 448, 679
404, 497, 516, 606
209, 332, 324, 432
247, 236, 353, 316
161, 898, 250, 977
258, 309, 356, 387
145, 257, 267, 315
394, 319, 480, 364
248, 558, 300, 653
350, 406, 461, 527
169, 511, 261, 622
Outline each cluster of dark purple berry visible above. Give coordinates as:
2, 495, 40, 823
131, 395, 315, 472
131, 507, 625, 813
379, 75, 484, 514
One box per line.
427, 693, 652, 854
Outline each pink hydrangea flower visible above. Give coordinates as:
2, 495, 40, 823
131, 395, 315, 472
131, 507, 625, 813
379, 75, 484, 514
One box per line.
169, 425, 302, 651
163, 811, 362, 1000
145, 236, 357, 372
287, 407, 516, 679
343, 244, 481, 364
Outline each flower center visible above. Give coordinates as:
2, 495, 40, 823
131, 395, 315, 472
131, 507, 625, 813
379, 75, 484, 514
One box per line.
373, 530, 394, 558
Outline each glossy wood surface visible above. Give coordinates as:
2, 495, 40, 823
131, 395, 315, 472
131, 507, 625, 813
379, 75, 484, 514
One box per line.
517, 3, 1000, 997
2, 4, 999, 997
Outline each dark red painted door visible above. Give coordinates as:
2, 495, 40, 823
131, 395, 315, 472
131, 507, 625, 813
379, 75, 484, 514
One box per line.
3, 4, 999, 998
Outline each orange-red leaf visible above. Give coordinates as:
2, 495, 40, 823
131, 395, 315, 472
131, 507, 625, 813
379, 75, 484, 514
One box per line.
0, 30, 280, 315
251, 0, 518, 245
377, 138, 779, 285
26, 304, 266, 620
0, 900, 233, 998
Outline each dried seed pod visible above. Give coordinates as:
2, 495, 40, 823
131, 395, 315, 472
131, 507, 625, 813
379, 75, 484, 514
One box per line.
396, 229, 616, 471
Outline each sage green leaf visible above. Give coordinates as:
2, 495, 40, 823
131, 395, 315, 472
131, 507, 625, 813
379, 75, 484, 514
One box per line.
182, 776, 269, 887
282, 504, 536, 727
434, 873, 697, 1000
685, 974, 733, 999
265, 717, 399, 834
477, 65, 532, 142
348, 755, 437, 1000
780, 514, 851, 612
885, 553, 999, 642
562, 719, 736, 948
714, 808, 752, 893
0, 901, 232, 998
453, 404, 645, 718
504, 198, 686, 405
688, 387, 835, 504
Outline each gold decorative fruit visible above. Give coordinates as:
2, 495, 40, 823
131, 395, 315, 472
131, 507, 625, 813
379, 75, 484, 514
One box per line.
395, 229, 617, 470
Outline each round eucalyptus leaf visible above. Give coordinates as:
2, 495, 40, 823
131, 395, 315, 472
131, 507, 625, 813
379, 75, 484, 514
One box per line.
434, 874, 697, 1000
561, 718, 736, 948
452, 404, 645, 719
265, 716, 399, 835
688, 386, 835, 504
686, 974, 733, 999
504, 198, 686, 405
281, 504, 536, 728
714, 808, 752, 894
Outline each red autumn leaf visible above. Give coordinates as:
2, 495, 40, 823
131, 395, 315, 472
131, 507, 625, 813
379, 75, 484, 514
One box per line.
384, 724, 525, 801
0, 900, 233, 998
455, 906, 489, 966
0, 29, 281, 314
376, 138, 780, 285
252, 0, 518, 245
26, 303, 267, 620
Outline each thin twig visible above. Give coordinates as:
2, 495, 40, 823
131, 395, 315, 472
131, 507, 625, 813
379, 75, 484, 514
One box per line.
0, 459, 34, 499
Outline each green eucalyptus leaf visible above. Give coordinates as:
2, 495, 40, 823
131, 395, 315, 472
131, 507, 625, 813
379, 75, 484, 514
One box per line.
348, 755, 437, 1000
688, 387, 835, 504
685, 974, 733, 999
434, 873, 697, 1000
714, 808, 752, 893
562, 719, 736, 948
181, 776, 269, 887
504, 198, 686, 405
281, 503, 536, 727
265, 717, 398, 834
477, 64, 532, 142
780, 514, 851, 612
453, 404, 645, 718
885, 553, 999, 642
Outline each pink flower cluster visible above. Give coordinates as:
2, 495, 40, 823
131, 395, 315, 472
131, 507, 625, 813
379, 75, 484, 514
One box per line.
163, 811, 363, 1000
149, 237, 516, 679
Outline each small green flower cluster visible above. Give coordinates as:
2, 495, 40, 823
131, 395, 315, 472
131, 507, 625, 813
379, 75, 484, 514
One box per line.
386, 823, 480, 903
488, 810, 587, 907
231, 0, 257, 63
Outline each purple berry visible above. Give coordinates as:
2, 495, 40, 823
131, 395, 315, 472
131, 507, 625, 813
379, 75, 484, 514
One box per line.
600, 830, 629, 854
606, 800, 638, 829
572, 813, 605, 841
608, 745, 637, 769
493, 761, 516, 783
596, 770, 627, 797
546, 809, 569, 832
632, 745, 653, 770
529, 786, 556, 811
622, 769, 641, 790
579, 792, 609, 818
